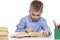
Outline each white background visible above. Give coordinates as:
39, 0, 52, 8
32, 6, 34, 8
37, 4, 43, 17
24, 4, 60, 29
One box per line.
0, 0, 60, 40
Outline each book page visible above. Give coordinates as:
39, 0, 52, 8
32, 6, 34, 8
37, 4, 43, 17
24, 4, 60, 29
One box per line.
0, 32, 8, 36
11, 32, 29, 38
28, 32, 43, 37
11, 32, 43, 38
0, 27, 8, 32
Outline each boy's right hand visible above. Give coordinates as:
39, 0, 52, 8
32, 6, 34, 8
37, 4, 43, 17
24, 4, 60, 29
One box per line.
25, 28, 34, 33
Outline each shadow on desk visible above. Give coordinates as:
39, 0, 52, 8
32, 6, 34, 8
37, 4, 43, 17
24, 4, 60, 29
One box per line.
9, 32, 52, 40
9, 36, 52, 40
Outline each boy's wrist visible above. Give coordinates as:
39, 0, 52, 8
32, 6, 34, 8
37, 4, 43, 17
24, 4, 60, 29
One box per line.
25, 28, 34, 33
42, 30, 49, 37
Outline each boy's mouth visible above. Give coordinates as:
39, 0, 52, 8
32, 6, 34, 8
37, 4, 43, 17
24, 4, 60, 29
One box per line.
32, 19, 38, 22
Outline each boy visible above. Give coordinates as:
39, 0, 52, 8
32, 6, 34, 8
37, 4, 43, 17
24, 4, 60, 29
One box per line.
15, 0, 51, 37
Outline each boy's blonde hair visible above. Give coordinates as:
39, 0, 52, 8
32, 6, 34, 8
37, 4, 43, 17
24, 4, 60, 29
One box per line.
30, 0, 43, 12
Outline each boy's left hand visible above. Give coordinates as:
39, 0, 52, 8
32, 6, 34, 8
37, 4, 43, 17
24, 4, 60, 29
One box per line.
41, 30, 49, 37
25, 28, 34, 33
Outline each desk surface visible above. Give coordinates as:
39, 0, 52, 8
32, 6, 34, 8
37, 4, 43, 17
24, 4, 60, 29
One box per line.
9, 36, 52, 40
9, 32, 52, 40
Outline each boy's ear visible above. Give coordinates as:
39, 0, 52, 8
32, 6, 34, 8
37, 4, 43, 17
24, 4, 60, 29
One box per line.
29, 9, 31, 13
29, 9, 30, 12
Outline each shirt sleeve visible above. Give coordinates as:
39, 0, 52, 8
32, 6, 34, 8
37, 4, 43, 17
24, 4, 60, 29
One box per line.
42, 18, 52, 36
15, 18, 26, 32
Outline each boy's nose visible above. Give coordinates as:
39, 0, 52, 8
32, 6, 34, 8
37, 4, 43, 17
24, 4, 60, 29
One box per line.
34, 16, 37, 19
34, 16, 37, 18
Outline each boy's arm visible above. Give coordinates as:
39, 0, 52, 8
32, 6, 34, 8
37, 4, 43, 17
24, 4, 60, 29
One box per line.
15, 18, 26, 32
41, 19, 52, 36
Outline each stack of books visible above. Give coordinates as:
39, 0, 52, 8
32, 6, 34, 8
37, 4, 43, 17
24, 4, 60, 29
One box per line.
0, 27, 8, 40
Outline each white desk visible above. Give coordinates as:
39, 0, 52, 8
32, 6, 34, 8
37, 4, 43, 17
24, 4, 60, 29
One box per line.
9, 36, 52, 40
9, 32, 52, 40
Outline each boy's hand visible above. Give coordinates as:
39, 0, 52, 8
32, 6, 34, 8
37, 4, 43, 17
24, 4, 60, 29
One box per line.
25, 28, 34, 33
41, 30, 49, 37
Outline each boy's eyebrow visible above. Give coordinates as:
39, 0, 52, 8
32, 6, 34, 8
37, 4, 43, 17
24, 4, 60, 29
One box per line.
32, 13, 40, 16
32, 14, 35, 16
37, 15, 40, 16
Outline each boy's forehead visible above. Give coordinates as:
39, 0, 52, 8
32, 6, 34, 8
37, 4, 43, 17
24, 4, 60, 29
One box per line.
30, 6, 41, 12
30, 8, 41, 13
30, 10, 41, 15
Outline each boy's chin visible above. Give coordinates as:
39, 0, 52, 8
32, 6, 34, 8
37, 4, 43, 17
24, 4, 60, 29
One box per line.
32, 19, 38, 22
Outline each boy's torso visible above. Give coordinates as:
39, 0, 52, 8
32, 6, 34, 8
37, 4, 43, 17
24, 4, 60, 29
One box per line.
22, 15, 45, 32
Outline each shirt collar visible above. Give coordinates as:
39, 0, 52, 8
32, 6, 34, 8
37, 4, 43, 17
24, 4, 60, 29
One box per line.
28, 15, 40, 22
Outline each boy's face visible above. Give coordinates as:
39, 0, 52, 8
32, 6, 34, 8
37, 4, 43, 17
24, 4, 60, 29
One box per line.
29, 7, 42, 21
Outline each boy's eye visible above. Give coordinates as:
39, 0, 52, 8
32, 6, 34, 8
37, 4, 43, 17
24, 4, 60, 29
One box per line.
32, 14, 35, 16
37, 15, 40, 16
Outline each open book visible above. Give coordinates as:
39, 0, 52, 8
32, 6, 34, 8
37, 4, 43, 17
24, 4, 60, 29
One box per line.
11, 32, 43, 38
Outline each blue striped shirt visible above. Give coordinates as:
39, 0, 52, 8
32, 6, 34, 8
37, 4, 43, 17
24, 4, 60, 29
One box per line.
15, 15, 51, 35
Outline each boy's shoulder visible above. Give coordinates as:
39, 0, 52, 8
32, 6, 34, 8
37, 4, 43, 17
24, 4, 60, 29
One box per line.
20, 15, 30, 20
21, 15, 46, 21
22, 15, 45, 19
39, 17, 46, 21
21, 15, 29, 19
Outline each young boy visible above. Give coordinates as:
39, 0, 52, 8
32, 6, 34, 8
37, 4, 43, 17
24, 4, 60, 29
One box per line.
15, 0, 51, 37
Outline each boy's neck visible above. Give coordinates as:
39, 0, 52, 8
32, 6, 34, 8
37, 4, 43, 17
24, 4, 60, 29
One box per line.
29, 15, 40, 22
